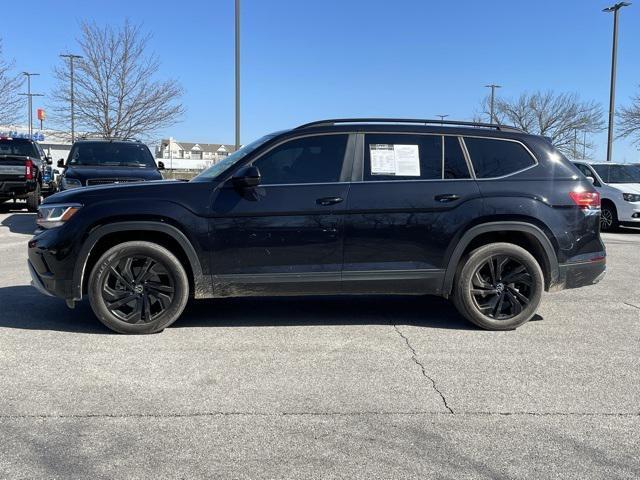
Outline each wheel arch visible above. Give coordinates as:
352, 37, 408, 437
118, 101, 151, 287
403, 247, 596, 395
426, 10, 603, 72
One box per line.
442, 221, 559, 297
72, 221, 211, 301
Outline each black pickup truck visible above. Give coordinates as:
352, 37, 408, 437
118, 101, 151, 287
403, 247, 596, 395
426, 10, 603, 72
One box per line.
0, 137, 50, 211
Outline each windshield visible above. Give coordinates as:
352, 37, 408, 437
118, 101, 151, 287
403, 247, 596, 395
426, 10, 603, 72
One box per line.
193, 134, 277, 180
68, 142, 157, 167
592, 164, 640, 184
0, 139, 38, 157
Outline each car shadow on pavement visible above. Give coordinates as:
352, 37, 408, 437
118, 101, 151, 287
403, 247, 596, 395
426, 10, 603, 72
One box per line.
177, 295, 480, 330
0, 286, 487, 333
1, 214, 37, 235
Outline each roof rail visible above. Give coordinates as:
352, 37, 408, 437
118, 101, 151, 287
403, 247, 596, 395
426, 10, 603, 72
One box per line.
295, 118, 525, 133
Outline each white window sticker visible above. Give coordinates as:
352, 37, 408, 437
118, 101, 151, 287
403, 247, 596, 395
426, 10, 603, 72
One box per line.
370, 144, 396, 175
370, 144, 420, 176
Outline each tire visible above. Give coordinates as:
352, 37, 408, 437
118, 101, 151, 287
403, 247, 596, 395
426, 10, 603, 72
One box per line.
452, 242, 544, 331
26, 184, 41, 212
600, 203, 618, 232
88, 241, 190, 334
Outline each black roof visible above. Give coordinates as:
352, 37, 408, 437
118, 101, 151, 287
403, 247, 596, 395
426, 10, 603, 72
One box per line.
279, 118, 538, 141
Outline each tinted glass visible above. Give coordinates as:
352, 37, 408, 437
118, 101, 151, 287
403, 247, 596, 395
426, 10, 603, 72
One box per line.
0, 139, 38, 157
465, 137, 535, 178
194, 134, 276, 180
591, 164, 640, 184
364, 134, 442, 181
254, 134, 348, 185
575, 163, 594, 178
68, 142, 156, 167
444, 136, 470, 179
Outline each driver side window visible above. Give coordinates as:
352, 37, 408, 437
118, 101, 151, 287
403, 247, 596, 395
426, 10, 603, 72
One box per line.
252, 134, 348, 185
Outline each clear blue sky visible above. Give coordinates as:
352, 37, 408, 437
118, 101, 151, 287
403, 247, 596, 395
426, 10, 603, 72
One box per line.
2, 0, 639, 161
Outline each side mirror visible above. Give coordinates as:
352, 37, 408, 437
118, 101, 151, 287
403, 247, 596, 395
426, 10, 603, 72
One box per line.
232, 165, 261, 188
45, 156, 52, 165
157, 161, 165, 170
57, 159, 65, 168
586, 176, 596, 185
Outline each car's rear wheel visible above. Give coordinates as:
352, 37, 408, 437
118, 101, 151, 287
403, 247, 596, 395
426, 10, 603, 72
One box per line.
26, 184, 41, 212
88, 241, 189, 334
600, 203, 618, 232
452, 242, 544, 330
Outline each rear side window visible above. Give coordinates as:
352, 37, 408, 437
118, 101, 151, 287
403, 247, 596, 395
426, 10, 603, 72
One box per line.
364, 134, 470, 181
464, 137, 535, 178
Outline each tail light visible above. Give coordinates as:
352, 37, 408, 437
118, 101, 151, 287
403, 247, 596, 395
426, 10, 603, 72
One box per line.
569, 190, 600, 209
25, 159, 33, 180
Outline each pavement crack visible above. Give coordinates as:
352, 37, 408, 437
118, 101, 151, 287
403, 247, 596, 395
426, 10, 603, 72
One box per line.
392, 324, 454, 414
623, 302, 640, 310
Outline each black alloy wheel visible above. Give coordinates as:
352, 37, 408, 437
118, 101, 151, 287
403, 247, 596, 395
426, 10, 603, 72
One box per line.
88, 241, 189, 334
103, 255, 175, 324
470, 255, 532, 320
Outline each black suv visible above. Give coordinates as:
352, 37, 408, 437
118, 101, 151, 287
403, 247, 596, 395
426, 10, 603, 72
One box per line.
58, 139, 163, 190
29, 119, 606, 334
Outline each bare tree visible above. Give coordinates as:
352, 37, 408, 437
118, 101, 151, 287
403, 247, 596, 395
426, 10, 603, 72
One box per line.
618, 87, 640, 146
477, 91, 605, 158
51, 20, 184, 140
0, 39, 24, 125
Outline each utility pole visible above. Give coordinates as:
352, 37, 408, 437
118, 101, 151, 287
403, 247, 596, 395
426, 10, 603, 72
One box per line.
60, 54, 83, 143
485, 84, 502, 124
574, 129, 578, 159
603, 2, 631, 162
436, 114, 449, 125
235, 0, 241, 150
583, 131, 587, 159
19, 72, 43, 138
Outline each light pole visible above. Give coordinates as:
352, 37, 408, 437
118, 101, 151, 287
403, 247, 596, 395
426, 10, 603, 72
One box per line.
235, 0, 241, 150
603, 2, 631, 162
19, 72, 43, 138
436, 114, 449, 125
60, 54, 83, 143
485, 84, 501, 124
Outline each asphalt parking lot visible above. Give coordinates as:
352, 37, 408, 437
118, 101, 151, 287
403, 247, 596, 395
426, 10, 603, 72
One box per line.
0, 202, 638, 479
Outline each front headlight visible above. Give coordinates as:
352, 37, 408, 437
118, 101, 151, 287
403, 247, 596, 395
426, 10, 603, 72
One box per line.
622, 193, 640, 203
37, 204, 82, 229
61, 177, 82, 189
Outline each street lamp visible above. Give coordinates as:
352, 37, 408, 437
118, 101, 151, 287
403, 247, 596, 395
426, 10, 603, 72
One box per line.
18, 72, 43, 137
484, 84, 501, 124
235, 0, 241, 150
436, 114, 449, 125
603, 2, 631, 162
60, 54, 83, 143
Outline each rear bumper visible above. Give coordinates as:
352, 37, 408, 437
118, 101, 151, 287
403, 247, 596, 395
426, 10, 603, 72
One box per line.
0, 180, 36, 198
551, 258, 606, 291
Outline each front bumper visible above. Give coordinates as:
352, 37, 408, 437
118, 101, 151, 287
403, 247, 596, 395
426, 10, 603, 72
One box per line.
617, 201, 640, 224
28, 260, 54, 297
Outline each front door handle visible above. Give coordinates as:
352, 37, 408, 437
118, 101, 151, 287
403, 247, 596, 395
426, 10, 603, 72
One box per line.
316, 196, 344, 206
434, 194, 461, 203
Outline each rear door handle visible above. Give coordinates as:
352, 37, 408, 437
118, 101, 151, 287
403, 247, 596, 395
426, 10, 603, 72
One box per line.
316, 196, 344, 206
434, 194, 461, 203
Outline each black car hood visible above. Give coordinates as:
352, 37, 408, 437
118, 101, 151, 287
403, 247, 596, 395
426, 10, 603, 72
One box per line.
43, 178, 209, 207
64, 165, 163, 183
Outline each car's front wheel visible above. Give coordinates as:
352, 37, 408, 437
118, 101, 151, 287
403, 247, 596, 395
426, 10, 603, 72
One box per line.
600, 203, 618, 232
88, 241, 189, 334
452, 242, 544, 330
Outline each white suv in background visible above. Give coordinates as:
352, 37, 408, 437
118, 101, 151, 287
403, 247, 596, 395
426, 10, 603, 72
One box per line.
573, 162, 640, 231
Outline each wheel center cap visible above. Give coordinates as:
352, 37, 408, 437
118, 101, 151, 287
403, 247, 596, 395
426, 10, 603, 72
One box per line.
133, 284, 144, 294
495, 283, 505, 293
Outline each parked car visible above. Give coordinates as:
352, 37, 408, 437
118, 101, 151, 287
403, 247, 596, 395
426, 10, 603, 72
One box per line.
0, 136, 51, 211
29, 119, 606, 334
58, 139, 163, 190
572, 161, 640, 231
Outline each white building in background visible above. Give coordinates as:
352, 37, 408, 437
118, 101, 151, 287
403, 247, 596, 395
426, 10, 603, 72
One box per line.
156, 138, 239, 170
0, 125, 72, 162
